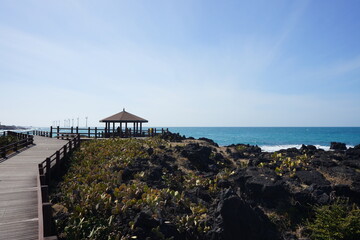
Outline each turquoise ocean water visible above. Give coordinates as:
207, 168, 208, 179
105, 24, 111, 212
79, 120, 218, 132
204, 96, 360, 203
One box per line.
166, 127, 360, 151
6, 127, 359, 152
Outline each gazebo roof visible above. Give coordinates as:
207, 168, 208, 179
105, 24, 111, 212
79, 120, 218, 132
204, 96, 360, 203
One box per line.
100, 109, 148, 123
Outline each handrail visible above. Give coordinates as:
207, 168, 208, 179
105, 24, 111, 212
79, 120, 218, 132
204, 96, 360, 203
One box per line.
37, 134, 81, 239
0, 131, 34, 158
50, 126, 169, 139
32, 130, 52, 138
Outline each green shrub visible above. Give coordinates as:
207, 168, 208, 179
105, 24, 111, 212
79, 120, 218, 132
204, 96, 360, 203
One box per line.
258, 153, 310, 177
306, 199, 360, 240
0, 135, 18, 148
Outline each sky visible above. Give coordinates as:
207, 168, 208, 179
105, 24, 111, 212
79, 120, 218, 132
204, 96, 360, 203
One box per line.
1, 0, 360, 127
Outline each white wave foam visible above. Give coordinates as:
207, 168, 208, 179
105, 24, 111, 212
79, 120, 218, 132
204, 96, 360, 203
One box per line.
261, 145, 302, 152
260, 144, 355, 152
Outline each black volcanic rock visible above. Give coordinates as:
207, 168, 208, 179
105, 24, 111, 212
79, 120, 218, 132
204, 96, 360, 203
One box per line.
181, 143, 214, 171
209, 189, 280, 240
330, 142, 347, 150
160, 131, 186, 142
300, 144, 317, 154
199, 137, 219, 147
295, 170, 330, 186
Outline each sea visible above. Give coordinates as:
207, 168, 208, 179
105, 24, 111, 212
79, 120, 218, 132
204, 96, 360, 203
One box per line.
3, 127, 360, 152
166, 127, 360, 152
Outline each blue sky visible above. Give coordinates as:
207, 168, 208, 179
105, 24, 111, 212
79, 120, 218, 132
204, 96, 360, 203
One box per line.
1, 0, 359, 127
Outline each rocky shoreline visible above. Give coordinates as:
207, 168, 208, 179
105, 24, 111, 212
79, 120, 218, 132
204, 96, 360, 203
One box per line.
52, 132, 360, 240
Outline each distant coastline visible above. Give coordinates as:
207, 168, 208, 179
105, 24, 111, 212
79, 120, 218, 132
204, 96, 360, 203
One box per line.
0, 125, 29, 130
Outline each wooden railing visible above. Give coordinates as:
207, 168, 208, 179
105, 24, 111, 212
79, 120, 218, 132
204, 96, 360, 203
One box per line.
0, 131, 34, 158
47, 126, 169, 139
32, 130, 52, 138
37, 134, 81, 239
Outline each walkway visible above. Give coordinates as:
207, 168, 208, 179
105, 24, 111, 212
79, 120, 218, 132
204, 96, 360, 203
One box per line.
0, 136, 66, 240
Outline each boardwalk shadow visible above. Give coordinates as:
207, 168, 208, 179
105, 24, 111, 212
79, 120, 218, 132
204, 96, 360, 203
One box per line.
0, 144, 36, 163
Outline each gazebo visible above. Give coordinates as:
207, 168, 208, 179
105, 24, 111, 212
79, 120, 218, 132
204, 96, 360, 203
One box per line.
100, 109, 148, 137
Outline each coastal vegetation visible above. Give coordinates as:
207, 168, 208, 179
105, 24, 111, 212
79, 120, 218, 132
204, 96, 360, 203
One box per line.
0, 135, 18, 148
51, 133, 360, 240
305, 199, 360, 240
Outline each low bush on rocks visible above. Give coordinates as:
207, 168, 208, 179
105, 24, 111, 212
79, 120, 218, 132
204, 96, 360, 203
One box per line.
305, 199, 360, 240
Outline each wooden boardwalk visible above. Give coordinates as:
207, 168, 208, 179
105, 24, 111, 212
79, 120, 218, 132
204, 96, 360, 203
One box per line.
0, 136, 66, 240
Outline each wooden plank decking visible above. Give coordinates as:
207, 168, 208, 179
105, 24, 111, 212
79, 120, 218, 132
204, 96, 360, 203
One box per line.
0, 136, 66, 240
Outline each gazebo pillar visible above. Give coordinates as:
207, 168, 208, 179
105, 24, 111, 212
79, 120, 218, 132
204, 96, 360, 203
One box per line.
120, 122, 122, 136
125, 122, 128, 137
140, 123, 142, 136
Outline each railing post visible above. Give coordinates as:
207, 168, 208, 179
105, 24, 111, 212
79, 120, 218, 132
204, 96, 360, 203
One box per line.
43, 202, 53, 236
14, 142, 18, 152
38, 164, 46, 186
56, 150, 60, 173
95, 127, 97, 139
46, 158, 51, 184
69, 141, 72, 152
50, 126, 53, 138
38, 164, 44, 175
76, 134, 80, 148
88, 127, 91, 138
41, 185, 49, 202
63, 145, 67, 157
57, 126, 60, 139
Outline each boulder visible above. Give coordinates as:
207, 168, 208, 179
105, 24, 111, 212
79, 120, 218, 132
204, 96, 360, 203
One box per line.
233, 167, 287, 206
181, 143, 214, 171
133, 211, 160, 239
147, 147, 154, 156
159, 222, 181, 240
208, 189, 280, 240
300, 144, 317, 154
160, 131, 186, 142
330, 142, 347, 151
245, 177, 287, 201
199, 137, 219, 147
346, 147, 360, 158
227, 144, 262, 159
295, 170, 330, 187
147, 167, 163, 181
